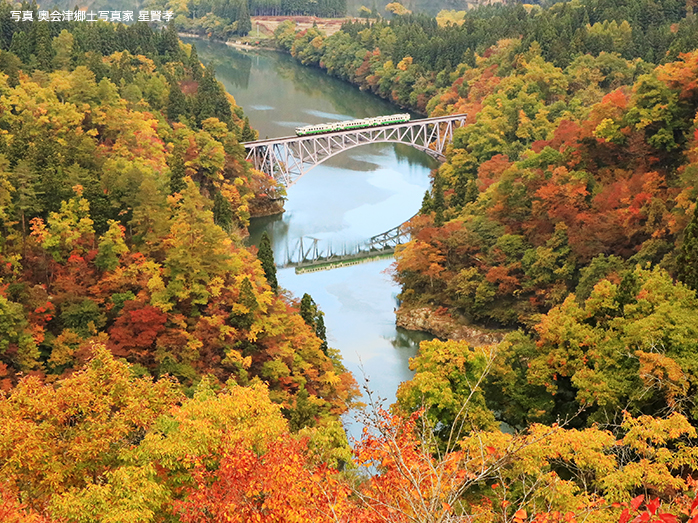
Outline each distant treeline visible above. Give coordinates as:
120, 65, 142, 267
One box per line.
342, 0, 690, 71
276, 0, 697, 112
249, 0, 346, 17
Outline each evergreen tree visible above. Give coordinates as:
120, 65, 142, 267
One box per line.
315, 313, 328, 355
0, 50, 21, 86
463, 47, 476, 67
213, 190, 235, 232
239, 276, 258, 313
300, 293, 317, 327
33, 21, 53, 71
614, 270, 640, 314
241, 117, 256, 142
257, 231, 278, 293
167, 80, 187, 122
168, 152, 187, 195
230, 276, 257, 330
159, 21, 181, 61
189, 44, 203, 81
0, 3, 16, 50
12, 161, 42, 239
236, 0, 252, 35
465, 179, 478, 204
285, 387, 318, 431
433, 173, 445, 226
9, 31, 31, 65
420, 190, 433, 214
299, 293, 328, 354
195, 66, 233, 128
677, 207, 698, 291
451, 172, 467, 209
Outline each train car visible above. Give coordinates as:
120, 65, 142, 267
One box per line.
295, 113, 411, 137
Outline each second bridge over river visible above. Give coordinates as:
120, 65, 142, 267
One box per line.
279, 218, 413, 273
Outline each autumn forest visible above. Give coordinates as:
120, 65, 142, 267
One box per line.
0, 0, 698, 520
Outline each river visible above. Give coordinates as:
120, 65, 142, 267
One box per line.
187, 39, 437, 441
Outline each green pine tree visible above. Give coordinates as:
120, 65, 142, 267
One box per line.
451, 172, 468, 209
299, 293, 328, 354
195, 66, 233, 128
168, 152, 187, 195
315, 313, 328, 355
433, 173, 445, 226
189, 44, 203, 81
239, 276, 258, 312
9, 31, 32, 65
230, 276, 257, 331
241, 117, 256, 142
213, 190, 235, 232
420, 190, 433, 214
167, 80, 188, 122
285, 387, 318, 431
34, 21, 54, 72
463, 47, 476, 68
300, 293, 317, 326
614, 270, 640, 314
236, 0, 252, 35
465, 179, 479, 204
677, 207, 698, 291
159, 21, 181, 61
12, 161, 42, 240
257, 231, 278, 293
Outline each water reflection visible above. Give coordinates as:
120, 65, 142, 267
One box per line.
390, 327, 434, 350
198, 48, 253, 90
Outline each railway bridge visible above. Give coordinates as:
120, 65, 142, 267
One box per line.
244, 114, 467, 271
243, 114, 467, 187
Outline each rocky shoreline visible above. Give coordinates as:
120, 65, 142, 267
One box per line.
396, 306, 508, 347
248, 196, 285, 218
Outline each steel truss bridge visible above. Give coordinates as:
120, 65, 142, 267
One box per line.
243, 114, 467, 187
280, 218, 412, 273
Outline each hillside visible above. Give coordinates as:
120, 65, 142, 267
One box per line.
0, 4, 357, 440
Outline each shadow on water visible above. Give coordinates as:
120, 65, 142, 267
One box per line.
248, 213, 286, 248
209, 51, 253, 90
390, 327, 433, 351
270, 58, 405, 120
394, 143, 440, 169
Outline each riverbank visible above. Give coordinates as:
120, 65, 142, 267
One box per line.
226, 40, 278, 52
179, 14, 353, 52
178, 31, 279, 51
396, 305, 508, 346
249, 195, 285, 218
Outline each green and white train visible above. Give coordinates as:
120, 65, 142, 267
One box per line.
295, 113, 411, 137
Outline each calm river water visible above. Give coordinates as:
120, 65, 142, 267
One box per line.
188, 40, 437, 441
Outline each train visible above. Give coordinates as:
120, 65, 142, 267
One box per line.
295, 113, 411, 137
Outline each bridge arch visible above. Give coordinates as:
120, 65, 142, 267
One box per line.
243, 114, 466, 187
